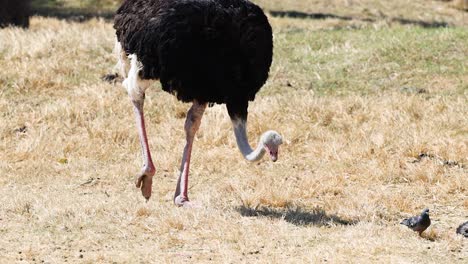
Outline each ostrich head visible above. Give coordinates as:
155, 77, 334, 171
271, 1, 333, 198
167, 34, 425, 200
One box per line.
261, 130, 283, 162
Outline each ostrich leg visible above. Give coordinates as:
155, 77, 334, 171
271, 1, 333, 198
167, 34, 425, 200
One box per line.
123, 54, 155, 200
174, 101, 207, 207
132, 99, 155, 200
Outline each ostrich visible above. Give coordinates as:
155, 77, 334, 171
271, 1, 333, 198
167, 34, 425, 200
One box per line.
114, 0, 283, 207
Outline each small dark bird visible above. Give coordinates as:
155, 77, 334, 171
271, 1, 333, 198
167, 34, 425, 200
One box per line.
456, 221, 468, 238
400, 208, 431, 235
101, 73, 121, 83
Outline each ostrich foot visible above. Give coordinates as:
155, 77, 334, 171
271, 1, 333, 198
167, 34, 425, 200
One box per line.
174, 195, 201, 208
135, 168, 154, 200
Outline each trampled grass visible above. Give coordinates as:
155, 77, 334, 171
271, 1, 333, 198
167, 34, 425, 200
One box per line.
0, 1, 467, 263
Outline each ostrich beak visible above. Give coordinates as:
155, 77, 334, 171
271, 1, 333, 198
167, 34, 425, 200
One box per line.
269, 150, 278, 162
265, 146, 279, 162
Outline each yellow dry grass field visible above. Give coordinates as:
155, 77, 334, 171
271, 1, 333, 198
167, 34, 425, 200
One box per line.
1, 1, 467, 263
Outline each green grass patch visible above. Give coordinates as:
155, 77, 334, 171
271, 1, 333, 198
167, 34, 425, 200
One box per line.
268, 26, 467, 96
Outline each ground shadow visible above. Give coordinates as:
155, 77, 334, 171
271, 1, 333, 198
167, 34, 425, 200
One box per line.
30, 7, 450, 28
32, 7, 115, 22
237, 205, 358, 227
392, 17, 449, 28
269, 10, 450, 28
270, 10, 357, 21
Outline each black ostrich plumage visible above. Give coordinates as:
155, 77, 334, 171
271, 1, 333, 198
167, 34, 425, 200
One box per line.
114, 0, 273, 119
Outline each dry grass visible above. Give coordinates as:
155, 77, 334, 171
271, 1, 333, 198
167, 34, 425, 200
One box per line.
1, 1, 467, 263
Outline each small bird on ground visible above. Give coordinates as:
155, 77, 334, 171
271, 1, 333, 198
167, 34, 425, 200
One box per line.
456, 221, 468, 238
101, 73, 121, 83
400, 208, 431, 235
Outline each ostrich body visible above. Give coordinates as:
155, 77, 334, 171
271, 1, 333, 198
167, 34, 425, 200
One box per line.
114, 0, 282, 206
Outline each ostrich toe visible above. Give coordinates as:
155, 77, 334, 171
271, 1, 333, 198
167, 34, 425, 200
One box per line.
135, 172, 153, 200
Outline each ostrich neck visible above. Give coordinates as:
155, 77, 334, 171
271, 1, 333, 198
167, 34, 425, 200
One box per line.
232, 119, 265, 162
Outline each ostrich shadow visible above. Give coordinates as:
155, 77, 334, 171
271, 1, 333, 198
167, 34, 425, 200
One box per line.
237, 205, 358, 227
